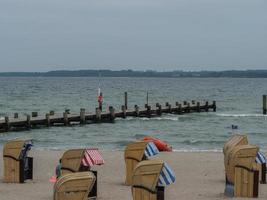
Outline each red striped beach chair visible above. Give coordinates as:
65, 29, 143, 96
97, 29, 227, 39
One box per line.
60, 148, 104, 198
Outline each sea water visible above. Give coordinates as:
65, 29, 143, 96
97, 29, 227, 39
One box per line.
0, 77, 266, 151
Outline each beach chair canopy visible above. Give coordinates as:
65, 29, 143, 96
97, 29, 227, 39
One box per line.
158, 162, 176, 186
144, 142, 159, 159
223, 134, 248, 155
61, 148, 104, 174
132, 159, 175, 193
82, 148, 104, 167
61, 149, 85, 173
226, 144, 259, 184
3, 139, 33, 160
54, 171, 96, 200
125, 141, 159, 162
256, 151, 266, 164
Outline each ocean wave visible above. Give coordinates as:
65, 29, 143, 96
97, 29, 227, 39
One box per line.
153, 117, 178, 121
172, 149, 222, 153
134, 133, 148, 138
217, 113, 266, 117
182, 139, 224, 145
116, 116, 178, 121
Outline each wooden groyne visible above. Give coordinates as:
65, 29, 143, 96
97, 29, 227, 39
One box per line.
263, 95, 267, 115
0, 100, 216, 132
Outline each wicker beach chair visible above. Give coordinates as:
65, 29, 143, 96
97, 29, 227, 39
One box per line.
223, 134, 266, 184
53, 171, 95, 200
225, 144, 259, 197
132, 159, 175, 200
124, 141, 159, 185
3, 139, 33, 183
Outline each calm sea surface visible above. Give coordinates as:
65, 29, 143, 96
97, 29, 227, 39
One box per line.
0, 77, 266, 151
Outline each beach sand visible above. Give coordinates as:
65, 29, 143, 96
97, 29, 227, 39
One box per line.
0, 150, 266, 200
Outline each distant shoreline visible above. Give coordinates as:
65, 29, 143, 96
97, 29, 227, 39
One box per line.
1, 69, 267, 78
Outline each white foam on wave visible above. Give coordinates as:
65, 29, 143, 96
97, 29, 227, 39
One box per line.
217, 113, 266, 117
0, 117, 4, 120
116, 116, 178, 121
154, 117, 178, 121
172, 149, 222, 153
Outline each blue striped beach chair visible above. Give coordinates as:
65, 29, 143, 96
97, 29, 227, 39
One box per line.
132, 159, 175, 200
124, 141, 159, 185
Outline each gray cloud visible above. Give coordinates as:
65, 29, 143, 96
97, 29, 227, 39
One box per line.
0, 0, 267, 72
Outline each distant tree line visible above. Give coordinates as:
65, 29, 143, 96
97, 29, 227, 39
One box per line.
0, 69, 267, 78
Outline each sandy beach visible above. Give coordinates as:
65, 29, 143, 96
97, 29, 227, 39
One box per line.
0, 150, 266, 200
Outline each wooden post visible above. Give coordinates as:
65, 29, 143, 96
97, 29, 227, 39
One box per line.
213, 101, 217, 112
178, 104, 182, 114
146, 105, 151, 118
45, 113, 50, 127
166, 102, 171, 113
205, 101, 209, 112
95, 108, 101, 122
183, 101, 187, 106
4, 116, 10, 131
50, 110, 54, 115
14, 113, 18, 118
156, 103, 162, 116
192, 100, 195, 105
109, 106, 116, 122
26, 115, 31, 129
121, 105, 126, 118
197, 102, 200, 112
80, 108, 86, 124
63, 112, 68, 125
168, 104, 172, 113
145, 104, 148, 109
134, 105, 139, 117
263, 95, 267, 114
187, 103, 191, 113
32, 112, 38, 117
124, 92, 128, 110
175, 102, 179, 113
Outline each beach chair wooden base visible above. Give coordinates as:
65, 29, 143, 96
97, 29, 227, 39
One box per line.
4, 157, 20, 183
132, 187, 157, 200
3, 156, 33, 183
234, 166, 259, 198
132, 186, 164, 200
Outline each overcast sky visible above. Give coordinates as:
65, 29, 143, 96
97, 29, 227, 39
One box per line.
0, 0, 267, 72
